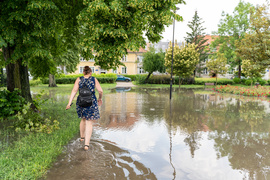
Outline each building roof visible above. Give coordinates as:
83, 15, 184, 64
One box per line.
203, 35, 219, 45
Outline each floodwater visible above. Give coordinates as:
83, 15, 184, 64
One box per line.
45, 88, 270, 180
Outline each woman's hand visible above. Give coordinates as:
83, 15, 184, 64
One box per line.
98, 99, 102, 106
66, 103, 73, 110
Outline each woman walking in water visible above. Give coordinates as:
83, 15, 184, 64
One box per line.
66, 66, 103, 150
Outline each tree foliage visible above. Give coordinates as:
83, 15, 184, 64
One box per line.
185, 10, 208, 76
206, 52, 228, 85
0, 0, 186, 102
241, 60, 265, 81
142, 46, 165, 83
165, 42, 199, 87
211, 1, 252, 77
78, 0, 185, 69
236, 3, 270, 68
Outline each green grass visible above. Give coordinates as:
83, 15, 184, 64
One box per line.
0, 101, 80, 179
0, 83, 116, 180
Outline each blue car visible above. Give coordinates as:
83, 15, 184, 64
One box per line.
116, 75, 131, 82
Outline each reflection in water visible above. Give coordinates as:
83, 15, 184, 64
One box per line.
169, 101, 176, 180
45, 89, 270, 180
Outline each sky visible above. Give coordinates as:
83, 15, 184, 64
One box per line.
161, 0, 267, 42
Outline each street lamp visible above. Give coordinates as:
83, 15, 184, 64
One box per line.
170, 7, 179, 100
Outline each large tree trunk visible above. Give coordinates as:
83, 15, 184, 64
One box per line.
49, 74, 57, 87
3, 44, 33, 103
0, 68, 4, 86
238, 61, 241, 78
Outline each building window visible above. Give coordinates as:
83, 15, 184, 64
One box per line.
138, 68, 145, 74
79, 67, 84, 73
112, 68, 117, 74
203, 68, 208, 74
228, 69, 234, 74
122, 67, 127, 74
137, 55, 143, 62
122, 55, 127, 62
90, 67, 94, 73
79, 57, 85, 61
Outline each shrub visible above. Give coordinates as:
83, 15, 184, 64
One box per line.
0, 71, 7, 87
233, 77, 241, 84
195, 78, 233, 85
14, 102, 60, 134
241, 78, 246, 84
245, 79, 252, 86
147, 75, 172, 84
256, 78, 267, 86
122, 74, 137, 81
135, 74, 148, 84
175, 77, 195, 85
0, 89, 25, 117
42, 74, 117, 84
29, 79, 42, 86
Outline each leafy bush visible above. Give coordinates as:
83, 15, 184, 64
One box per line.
233, 77, 241, 84
0, 89, 25, 117
241, 78, 246, 84
29, 79, 42, 86
135, 74, 148, 84
147, 75, 172, 84
195, 78, 233, 85
14, 102, 60, 134
175, 76, 195, 85
122, 74, 137, 81
42, 75, 116, 84
95, 77, 115, 83
0, 71, 7, 87
245, 79, 252, 86
256, 78, 267, 86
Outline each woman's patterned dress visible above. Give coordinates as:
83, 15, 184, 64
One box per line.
76, 76, 100, 120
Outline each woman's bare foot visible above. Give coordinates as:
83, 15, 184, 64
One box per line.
84, 145, 89, 151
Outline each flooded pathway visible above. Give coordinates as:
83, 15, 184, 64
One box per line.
44, 88, 270, 180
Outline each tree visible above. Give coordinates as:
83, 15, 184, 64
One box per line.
211, 1, 253, 78
236, 3, 270, 68
241, 59, 265, 85
185, 10, 208, 77
165, 42, 199, 88
142, 46, 165, 83
206, 52, 228, 85
0, 0, 186, 103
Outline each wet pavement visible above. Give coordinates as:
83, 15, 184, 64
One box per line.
44, 88, 270, 180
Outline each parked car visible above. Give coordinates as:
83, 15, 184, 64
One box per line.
116, 75, 131, 82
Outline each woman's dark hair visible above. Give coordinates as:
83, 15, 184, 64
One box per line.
83, 66, 92, 75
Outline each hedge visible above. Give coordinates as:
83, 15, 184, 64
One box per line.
135, 75, 195, 85
194, 78, 234, 85
42, 73, 117, 84
122, 74, 137, 81
42, 77, 116, 84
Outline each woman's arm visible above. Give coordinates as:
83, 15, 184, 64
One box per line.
95, 78, 103, 106
66, 77, 80, 109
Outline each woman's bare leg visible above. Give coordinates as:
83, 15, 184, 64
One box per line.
80, 118, 86, 141
84, 120, 94, 150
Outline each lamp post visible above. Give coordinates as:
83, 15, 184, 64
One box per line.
170, 7, 179, 100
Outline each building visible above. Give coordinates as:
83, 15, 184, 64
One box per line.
73, 47, 147, 75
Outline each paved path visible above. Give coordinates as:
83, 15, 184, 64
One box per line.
115, 81, 136, 87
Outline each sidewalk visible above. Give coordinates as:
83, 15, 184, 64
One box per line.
115, 81, 136, 87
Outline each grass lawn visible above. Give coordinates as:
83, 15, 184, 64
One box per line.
0, 83, 116, 180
